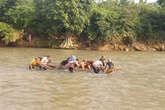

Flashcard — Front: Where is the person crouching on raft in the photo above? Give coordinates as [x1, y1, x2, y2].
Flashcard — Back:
[104, 59, 114, 73]
[86, 60, 94, 70]
[104, 59, 119, 73]
[79, 59, 93, 71]
[78, 59, 87, 71]
[67, 55, 79, 72]
[58, 57, 70, 69]
[40, 56, 55, 70]
[92, 59, 104, 74]
[29, 57, 41, 70]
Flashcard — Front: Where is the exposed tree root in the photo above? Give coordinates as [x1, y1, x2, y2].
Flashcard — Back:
[60, 34, 75, 48]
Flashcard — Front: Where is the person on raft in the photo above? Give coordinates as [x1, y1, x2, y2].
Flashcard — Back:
[40, 56, 55, 70]
[104, 59, 119, 73]
[104, 59, 114, 73]
[99, 56, 106, 66]
[67, 55, 79, 72]
[92, 58, 105, 74]
[29, 57, 41, 70]
[58, 57, 70, 69]
[68, 55, 77, 63]
[86, 60, 94, 70]
[29, 56, 55, 70]
[78, 59, 94, 71]
[78, 59, 87, 71]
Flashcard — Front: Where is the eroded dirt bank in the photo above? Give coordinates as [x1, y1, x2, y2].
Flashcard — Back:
[1, 37, 165, 52]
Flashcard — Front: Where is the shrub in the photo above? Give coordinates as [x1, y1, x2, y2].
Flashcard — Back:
[0, 22, 23, 44]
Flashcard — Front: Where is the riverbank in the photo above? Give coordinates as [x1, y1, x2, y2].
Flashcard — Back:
[1, 38, 165, 52]
[90, 41, 165, 52]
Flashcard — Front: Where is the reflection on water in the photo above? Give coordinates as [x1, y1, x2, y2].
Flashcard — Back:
[0, 48, 165, 110]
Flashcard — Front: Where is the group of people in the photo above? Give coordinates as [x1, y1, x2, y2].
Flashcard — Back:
[29, 56, 55, 70]
[29, 55, 119, 74]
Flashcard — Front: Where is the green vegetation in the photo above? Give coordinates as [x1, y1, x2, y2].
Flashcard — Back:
[0, 22, 23, 44]
[0, 0, 164, 47]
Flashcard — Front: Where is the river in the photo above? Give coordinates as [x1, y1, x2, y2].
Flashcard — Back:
[0, 48, 164, 110]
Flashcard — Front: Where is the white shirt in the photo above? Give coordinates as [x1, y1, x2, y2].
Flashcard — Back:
[93, 60, 103, 67]
[41, 57, 49, 65]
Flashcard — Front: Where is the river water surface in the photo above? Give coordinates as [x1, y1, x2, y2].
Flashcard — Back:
[0, 48, 165, 110]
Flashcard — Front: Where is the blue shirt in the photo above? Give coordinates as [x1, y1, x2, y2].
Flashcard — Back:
[69, 56, 77, 63]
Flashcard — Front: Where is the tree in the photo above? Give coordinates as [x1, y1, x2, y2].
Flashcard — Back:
[157, 0, 165, 6]
[5, 0, 35, 29]
[87, 0, 138, 45]
[136, 4, 165, 40]
[87, 7, 119, 42]
[0, 22, 23, 44]
[33, 0, 95, 48]
[0, 0, 17, 21]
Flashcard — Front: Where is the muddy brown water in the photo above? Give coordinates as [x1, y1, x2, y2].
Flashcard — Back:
[0, 48, 165, 110]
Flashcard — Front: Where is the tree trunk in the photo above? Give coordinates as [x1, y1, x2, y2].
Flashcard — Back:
[60, 33, 74, 48]
[28, 34, 32, 43]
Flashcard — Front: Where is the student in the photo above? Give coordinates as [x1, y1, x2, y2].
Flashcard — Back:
[40, 56, 55, 70]
[68, 63, 75, 72]
[99, 56, 106, 66]
[80, 59, 94, 71]
[66, 55, 77, 72]
[106, 59, 114, 69]
[85, 60, 94, 70]
[59, 57, 69, 69]
[29, 57, 41, 70]
[104, 59, 119, 73]
[40, 56, 51, 65]
[78, 59, 86, 71]
[92, 60, 104, 73]
[68, 55, 77, 63]
[68, 58, 80, 72]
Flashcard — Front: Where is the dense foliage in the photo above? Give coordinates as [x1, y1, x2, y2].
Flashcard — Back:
[0, 0, 164, 45]
[0, 22, 23, 44]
